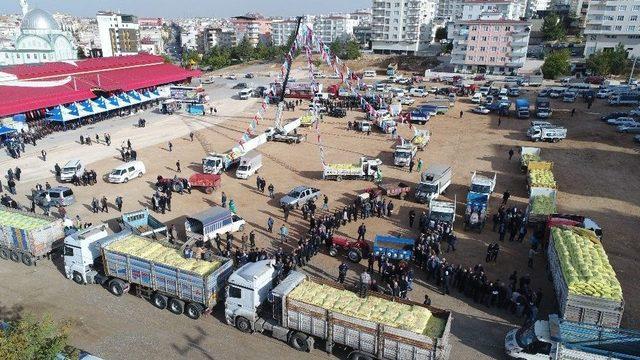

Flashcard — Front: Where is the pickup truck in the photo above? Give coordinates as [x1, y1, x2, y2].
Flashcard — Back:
[0, 206, 70, 266]
[225, 260, 453, 359]
[279, 186, 320, 209]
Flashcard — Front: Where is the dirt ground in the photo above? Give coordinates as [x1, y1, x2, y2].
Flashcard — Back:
[1, 67, 639, 360]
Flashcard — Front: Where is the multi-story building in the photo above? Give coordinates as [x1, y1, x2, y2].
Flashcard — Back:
[371, 0, 437, 55]
[313, 14, 359, 43]
[438, 0, 468, 20]
[271, 16, 314, 46]
[96, 11, 140, 57]
[584, 0, 640, 57]
[449, 0, 531, 74]
[201, 27, 237, 52]
[231, 14, 271, 47]
[139, 17, 165, 55]
[351, 9, 374, 24]
[354, 24, 374, 48]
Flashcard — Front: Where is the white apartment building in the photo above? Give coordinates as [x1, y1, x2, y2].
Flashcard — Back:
[584, 0, 640, 57]
[202, 27, 237, 52]
[439, 0, 526, 21]
[313, 14, 358, 43]
[96, 11, 140, 57]
[371, 0, 437, 55]
[271, 16, 314, 46]
[438, 0, 470, 20]
[450, 0, 531, 74]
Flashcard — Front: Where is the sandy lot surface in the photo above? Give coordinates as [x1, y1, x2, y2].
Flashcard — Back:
[1, 63, 639, 360]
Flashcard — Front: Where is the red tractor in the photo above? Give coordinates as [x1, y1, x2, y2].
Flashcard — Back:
[328, 235, 371, 263]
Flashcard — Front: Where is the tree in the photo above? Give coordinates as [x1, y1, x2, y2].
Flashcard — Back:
[161, 54, 173, 64]
[586, 51, 610, 76]
[542, 13, 566, 42]
[231, 37, 254, 62]
[0, 314, 75, 360]
[586, 43, 629, 76]
[435, 27, 447, 42]
[541, 50, 571, 79]
[181, 50, 200, 67]
[76, 46, 87, 59]
[343, 39, 362, 60]
[441, 42, 453, 54]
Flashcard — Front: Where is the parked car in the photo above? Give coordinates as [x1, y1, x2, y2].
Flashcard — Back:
[601, 112, 628, 121]
[328, 108, 347, 118]
[233, 82, 248, 89]
[226, 74, 237, 80]
[472, 106, 490, 114]
[32, 186, 76, 207]
[244, 73, 255, 79]
[390, 88, 405, 97]
[538, 88, 551, 97]
[607, 117, 638, 126]
[629, 107, 640, 116]
[549, 89, 563, 98]
[400, 97, 415, 105]
[279, 186, 321, 208]
[59, 160, 84, 182]
[635, 135, 640, 143]
[471, 93, 483, 103]
[108, 161, 146, 183]
[617, 125, 640, 133]
[596, 88, 613, 99]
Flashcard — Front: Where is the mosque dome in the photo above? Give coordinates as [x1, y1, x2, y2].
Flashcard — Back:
[20, 8, 60, 31]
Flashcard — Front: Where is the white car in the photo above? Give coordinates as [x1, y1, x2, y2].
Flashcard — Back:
[472, 106, 490, 114]
[629, 107, 640, 116]
[617, 124, 640, 133]
[226, 74, 237, 80]
[409, 88, 426, 97]
[596, 89, 613, 98]
[400, 97, 415, 105]
[607, 117, 637, 125]
[390, 88, 405, 97]
[471, 93, 483, 103]
[108, 161, 146, 183]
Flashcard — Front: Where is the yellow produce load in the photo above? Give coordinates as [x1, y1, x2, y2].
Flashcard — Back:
[288, 280, 447, 338]
[0, 209, 52, 230]
[106, 234, 221, 276]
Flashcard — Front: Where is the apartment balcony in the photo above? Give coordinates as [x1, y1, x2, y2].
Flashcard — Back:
[506, 61, 524, 67]
[451, 47, 467, 55]
[511, 39, 528, 48]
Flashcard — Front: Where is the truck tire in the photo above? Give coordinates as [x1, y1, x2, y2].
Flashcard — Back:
[152, 293, 168, 310]
[124, 177, 129, 183]
[168, 298, 184, 315]
[349, 352, 374, 360]
[336, 176, 343, 182]
[238, 224, 245, 232]
[108, 279, 125, 296]
[348, 249, 362, 263]
[235, 316, 252, 333]
[72, 272, 85, 285]
[21, 254, 33, 266]
[205, 187, 213, 194]
[185, 303, 203, 320]
[328, 246, 338, 257]
[0, 247, 8, 260]
[9, 250, 20, 262]
[289, 332, 310, 352]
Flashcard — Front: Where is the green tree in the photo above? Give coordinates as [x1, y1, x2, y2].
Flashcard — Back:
[441, 42, 453, 54]
[542, 13, 566, 42]
[586, 51, 610, 76]
[231, 37, 254, 62]
[0, 314, 75, 360]
[161, 54, 173, 64]
[343, 39, 362, 60]
[181, 50, 200, 66]
[608, 43, 629, 75]
[541, 49, 571, 79]
[435, 27, 447, 42]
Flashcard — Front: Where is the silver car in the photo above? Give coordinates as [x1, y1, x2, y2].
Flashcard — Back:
[33, 186, 76, 207]
[618, 125, 640, 133]
[279, 186, 320, 209]
[607, 117, 637, 126]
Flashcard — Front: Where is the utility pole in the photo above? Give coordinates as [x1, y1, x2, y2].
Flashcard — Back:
[273, 16, 303, 132]
[629, 56, 637, 84]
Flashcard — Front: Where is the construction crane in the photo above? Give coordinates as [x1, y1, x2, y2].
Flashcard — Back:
[265, 16, 307, 144]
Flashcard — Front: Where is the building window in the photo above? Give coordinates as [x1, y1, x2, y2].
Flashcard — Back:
[492, 36, 498, 41]
[501, 57, 506, 62]
[494, 26, 500, 31]
[491, 46, 497, 51]
[505, 26, 510, 31]
[615, 26, 622, 31]
[483, 26, 489, 31]
[467, 55, 474, 60]
[471, 36, 476, 40]
[619, 5, 627, 11]
[26, 54, 30, 59]
[629, 26, 636, 31]
[634, 5, 640, 11]
[479, 56, 485, 61]
[469, 46, 475, 50]
[617, 16, 625, 21]
[481, 36, 487, 41]
[480, 46, 486, 51]
[471, 26, 477, 30]
[490, 57, 496, 62]
[631, 15, 638, 21]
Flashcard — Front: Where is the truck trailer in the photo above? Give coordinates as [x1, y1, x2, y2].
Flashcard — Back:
[414, 164, 453, 203]
[0, 206, 70, 266]
[535, 98, 551, 119]
[224, 260, 452, 360]
[119, 208, 167, 239]
[63, 229, 234, 319]
[323, 157, 382, 181]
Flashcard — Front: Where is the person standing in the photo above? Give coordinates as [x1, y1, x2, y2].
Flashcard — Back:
[322, 195, 329, 211]
[498, 222, 506, 242]
[268, 183, 274, 198]
[221, 191, 227, 208]
[502, 190, 510, 204]
[359, 270, 372, 298]
[176, 160, 181, 173]
[571, 108, 576, 117]
[357, 223, 366, 241]
[14, 167, 21, 181]
[168, 141, 173, 152]
[416, 158, 423, 173]
[528, 247, 537, 268]
[279, 224, 289, 243]
[229, 199, 236, 214]
[408, 209, 416, 227]
[115, 196, 123, 212]
[41, 149, 47, 161]
[190, 132, 194, 141]
[267, 216, 274, 232]
[508, 148, 514, 160]
[409, 158, 415, 173]
[7, 179, 16, 195]
[459, 110, 463, 118]
[249, 230, 256, 248]
[337, 262, 348, 283]
[101, 196, 108, 213]
[423, 294, 431, 306]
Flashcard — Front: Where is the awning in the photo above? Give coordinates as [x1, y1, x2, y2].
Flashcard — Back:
[0, 126, 17, 136]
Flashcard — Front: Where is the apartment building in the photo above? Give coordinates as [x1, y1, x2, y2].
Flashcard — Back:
[231, 14, 271, 47]
[450, 0, 531, 74]
[371, 0, 437, 55]
[313, 14, 358, 43]
[271, 16, 314, 46]
[96, 11, 140, 57]
[201, 27, 237, 52]
[584, 0, 640, 57]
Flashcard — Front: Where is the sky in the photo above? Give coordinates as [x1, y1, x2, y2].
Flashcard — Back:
[0, 0, 371, 18]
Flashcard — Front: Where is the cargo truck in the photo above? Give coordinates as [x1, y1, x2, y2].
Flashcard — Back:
[63, 229, 234, 319]
[411, 129, 430, 150]
[323, 157, 382, 181]
[414, 164, 452, 203]
[0, 206, 70, 266]
[463, 171, 496, 232]
[520, 147, 541, 171]
[393, 142, 417, 167]
[525, 187, 557, 224]
[505, 314, 640, 360]
[527, 125, 567, 142]
[203, 133, 267, 174]
[535, 98, 551, 119]
[547, 226, 624, 327]
[119, 208, 167, 239]
[516, 98, 530, 118]
[428, 196, 457, 226]
[224, 260, 452, 360]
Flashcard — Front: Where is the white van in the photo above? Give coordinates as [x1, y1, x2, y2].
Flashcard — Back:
[59, 160, 84, 182]
[363, 70, 376, 78]
[108, 161, 146, 183]
[238, 88, 252, 100]
[409, 88, 426, 97]
[235, 151, 263, 179]
[471, 93, 483, 103]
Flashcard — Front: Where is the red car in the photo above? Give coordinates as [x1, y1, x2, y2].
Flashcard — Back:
[328, 235, 370, 263]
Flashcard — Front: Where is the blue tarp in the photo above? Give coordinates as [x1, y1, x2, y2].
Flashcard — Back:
[373, 235, 415, 260]
[0, 126, 17, 136]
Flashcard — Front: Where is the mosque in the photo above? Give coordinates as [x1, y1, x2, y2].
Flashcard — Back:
[0, 0, 77, 66]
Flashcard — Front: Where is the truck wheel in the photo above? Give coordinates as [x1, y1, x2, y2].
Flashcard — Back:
[124, 177, 129, 183]
[9, 250, 20, 262]
[235, 316, 252, 333]
[185, 303, 203, 320]
[349, 352, 374, 360]
[238, 224, 245, 232]
[152, 293, 168, 310]
[72, 272, 85, 285]
[336, 176, 343, 182]
[0, 247, 8, 260]
[168, 298, 184, 315]
[328, 246, 338, 257]
[108, 279, 125, 296]
[289, 332, 310, 352]
[205, 187, 213, 194]
[21, 253, 33, 266]
[348, 249, 362, 263]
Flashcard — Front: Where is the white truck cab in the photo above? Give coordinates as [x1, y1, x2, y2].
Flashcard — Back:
[225, 260, 278, 331]
[429, 197, 457, 224]
[505, 319, 553, 360]
[63, 225, 109, 285]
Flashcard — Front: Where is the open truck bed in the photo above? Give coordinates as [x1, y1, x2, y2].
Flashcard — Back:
[273, 272, 452, 360]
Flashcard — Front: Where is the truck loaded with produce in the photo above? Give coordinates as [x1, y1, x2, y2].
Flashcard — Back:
[225, 260, 452, 359]
[527, 161, 556, 190]
[519, 147, 541, 172]
[323, 157, 382, 181]
[63, 228, 233, 319]
[547, 226, 624, 327]
[0, 206, 72, 266]
[526, 188, 557, 224]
